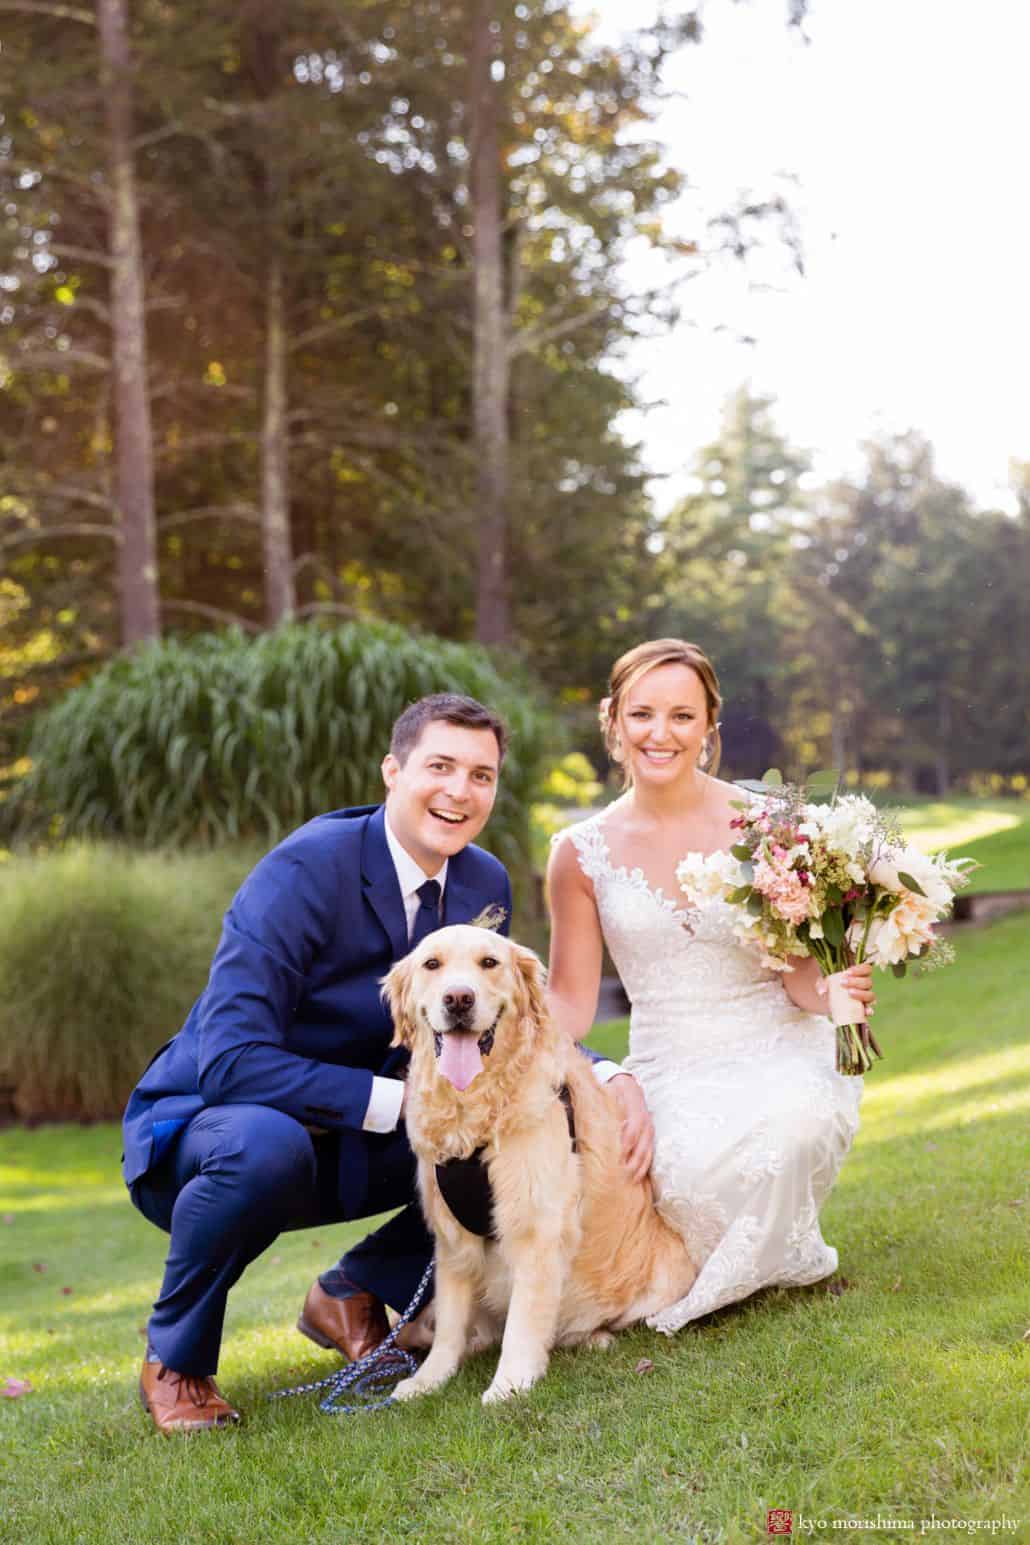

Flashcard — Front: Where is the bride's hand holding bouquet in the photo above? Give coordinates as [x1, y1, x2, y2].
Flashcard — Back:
[676, 777, 974, 1075]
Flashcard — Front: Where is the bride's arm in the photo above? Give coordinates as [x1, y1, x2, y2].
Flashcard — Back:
[782, 954, 876, 1016]
[546, 836, 654, 1182]
[544, 836, 604, 1041]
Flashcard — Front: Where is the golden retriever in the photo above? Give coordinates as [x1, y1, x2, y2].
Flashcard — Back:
[382, 924, 696, 1405]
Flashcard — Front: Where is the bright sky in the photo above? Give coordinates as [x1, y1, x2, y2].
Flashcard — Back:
[580, 0, 1030, 514]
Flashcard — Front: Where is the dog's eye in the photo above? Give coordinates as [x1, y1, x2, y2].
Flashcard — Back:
[480, 956, 499, 969]
[423, 957, 441, 971]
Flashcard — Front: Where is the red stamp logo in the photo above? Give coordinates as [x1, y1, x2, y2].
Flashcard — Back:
[767, 1511, 793, 1536]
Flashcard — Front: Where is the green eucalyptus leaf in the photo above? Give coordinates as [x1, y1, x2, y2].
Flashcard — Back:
[898, 871, 927, 897]
[731, 843, 752, 861]
[761, 768, 784, 787]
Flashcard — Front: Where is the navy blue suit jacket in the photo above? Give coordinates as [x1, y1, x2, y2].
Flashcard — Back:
[122, 805, 512, 1205]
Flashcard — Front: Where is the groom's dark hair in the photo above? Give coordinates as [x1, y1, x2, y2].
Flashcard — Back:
[389, 693, 508, 766]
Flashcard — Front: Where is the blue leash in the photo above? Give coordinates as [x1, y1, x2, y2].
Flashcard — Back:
[268, 1260, 434, 1416]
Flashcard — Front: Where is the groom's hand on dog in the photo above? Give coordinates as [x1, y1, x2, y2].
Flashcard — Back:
[610, 1074, 654, 1183]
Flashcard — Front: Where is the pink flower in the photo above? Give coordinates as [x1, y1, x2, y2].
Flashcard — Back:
[752, 857, 813, 926]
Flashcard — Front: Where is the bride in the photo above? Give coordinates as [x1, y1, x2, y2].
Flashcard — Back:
[546, 638, 874, 1333]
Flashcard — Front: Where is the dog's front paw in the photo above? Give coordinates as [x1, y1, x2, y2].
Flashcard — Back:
[392, 1374, 436, 1402]
[481, 1361, 545, 1405]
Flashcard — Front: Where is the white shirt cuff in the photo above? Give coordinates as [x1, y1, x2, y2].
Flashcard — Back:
[363, 1076, 406, 1133]
[591, 1059, 627, 1086]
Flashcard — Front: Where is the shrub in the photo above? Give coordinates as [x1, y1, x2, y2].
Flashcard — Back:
[2, 621, 553, 895]
[0, 845, 260, 1121]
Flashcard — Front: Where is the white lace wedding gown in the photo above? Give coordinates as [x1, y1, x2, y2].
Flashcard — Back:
[563, 812, 863, 1334]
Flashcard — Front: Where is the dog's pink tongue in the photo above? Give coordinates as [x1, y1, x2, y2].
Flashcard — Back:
[437, 1031, 483, 1091]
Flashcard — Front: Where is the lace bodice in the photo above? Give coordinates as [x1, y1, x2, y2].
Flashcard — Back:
[561, 811, 821, 1066]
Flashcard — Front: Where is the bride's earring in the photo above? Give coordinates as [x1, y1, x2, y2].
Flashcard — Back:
[610, 736, 625, 765]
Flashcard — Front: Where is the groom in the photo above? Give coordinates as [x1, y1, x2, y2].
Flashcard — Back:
[123, 692, 649, 1433]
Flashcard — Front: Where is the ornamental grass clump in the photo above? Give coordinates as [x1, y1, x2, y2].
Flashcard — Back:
[0, 844, 259, 1120]
[2, 621, 551, 892]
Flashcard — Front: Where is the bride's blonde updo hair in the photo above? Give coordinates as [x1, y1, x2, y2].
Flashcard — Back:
[600, 638, 723, 784]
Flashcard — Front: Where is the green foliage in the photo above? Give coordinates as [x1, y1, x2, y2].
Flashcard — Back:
[529, 751, 604, 870]
[0, 844, 259, 1121]
[0, 913, 1026, 1538]
[4, 622, 550, 879]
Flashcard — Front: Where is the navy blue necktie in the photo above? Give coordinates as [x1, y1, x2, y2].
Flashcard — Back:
[410, 879, 442, 946]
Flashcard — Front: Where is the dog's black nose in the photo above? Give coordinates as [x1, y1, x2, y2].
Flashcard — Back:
[443, 986, 476, 1016]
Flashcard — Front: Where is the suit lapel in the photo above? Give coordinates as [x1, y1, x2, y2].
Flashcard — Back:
[441, 874, 486, 927]
[444, 847, 499, 928]
[361, 806, 410, 961]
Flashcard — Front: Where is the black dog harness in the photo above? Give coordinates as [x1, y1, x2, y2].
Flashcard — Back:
[434, 1086, 577, 1240]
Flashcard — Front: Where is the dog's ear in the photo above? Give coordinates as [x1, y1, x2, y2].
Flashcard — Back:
[381, 955, 417, 1048]
[511, 941, 549, 1033]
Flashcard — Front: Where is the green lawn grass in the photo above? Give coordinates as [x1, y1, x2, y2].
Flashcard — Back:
[894, 797, 1030, 894]
[2, 912, 1027, 1544]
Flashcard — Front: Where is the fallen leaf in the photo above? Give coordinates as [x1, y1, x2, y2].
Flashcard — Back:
[271, 1256, 282, 1265]
[2, 1378, 33, 1398]
[1008, 1199, 1025, 1208]
[137, 1325, 148, 1337]
[46, 1329, 55, 1336]
[1022, 1328, 1030, 1342]
[892, 1277, 903, 1292]
[2, 1214, 14, 1225]
[60, 1287, 73, 1296]
[32, 1263, 47, 1274]
[311, 1240, 321, 1248]
[634, 1357, 655, 1375]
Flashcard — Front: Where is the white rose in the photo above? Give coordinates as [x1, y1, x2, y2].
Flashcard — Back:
[677, 849, 742, 904]
[814, 795, 877, 859]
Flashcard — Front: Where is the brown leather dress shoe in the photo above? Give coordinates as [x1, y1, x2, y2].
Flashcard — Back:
[297, 1279, 389, 1362]
[139, 1359, 241, 1435]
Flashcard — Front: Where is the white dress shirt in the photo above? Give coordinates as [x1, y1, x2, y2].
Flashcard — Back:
[362, 813, 622, 1134]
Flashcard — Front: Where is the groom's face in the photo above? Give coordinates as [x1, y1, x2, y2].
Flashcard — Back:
[382, 721, 501, 876]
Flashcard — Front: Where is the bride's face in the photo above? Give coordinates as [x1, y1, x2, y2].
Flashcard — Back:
[619, 663, 711, 784]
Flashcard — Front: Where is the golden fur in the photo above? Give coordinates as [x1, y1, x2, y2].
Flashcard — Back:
[382, 925, 696, 1405]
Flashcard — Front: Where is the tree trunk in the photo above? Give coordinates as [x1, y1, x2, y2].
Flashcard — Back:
[470, 0, 510, 647]
[261, 242, 294, 624]
[97, 0, 159, 645]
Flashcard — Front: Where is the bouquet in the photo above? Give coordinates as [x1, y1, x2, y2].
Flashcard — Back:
[676, 775, 974, 1075]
